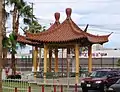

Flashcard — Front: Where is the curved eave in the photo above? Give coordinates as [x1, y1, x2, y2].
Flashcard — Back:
[17, 34, 42, 46]
[27, 36, 87, 44]
[85, 32, 110, 44]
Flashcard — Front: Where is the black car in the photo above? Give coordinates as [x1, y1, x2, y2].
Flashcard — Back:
[81, 69, 120, 92]
[107, 79, 120, 92]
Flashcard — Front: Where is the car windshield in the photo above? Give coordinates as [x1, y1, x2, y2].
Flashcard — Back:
[90, 71, 108, 78]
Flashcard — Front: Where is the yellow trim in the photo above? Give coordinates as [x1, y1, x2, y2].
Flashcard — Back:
[55, 48, 58, 72]
[75, 44, 79, 84]
[44, 44, 48, 83]
[88, 45, 92, 73]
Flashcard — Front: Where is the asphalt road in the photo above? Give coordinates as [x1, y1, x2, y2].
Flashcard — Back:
[68, 88, 100, 92]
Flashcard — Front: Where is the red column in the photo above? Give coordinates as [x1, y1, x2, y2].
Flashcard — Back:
[75, 83, 77, 92]
[61, 85, 63, 92]
[42, 85, 44, 92]
[28, 86, 31, 92]
[54, 85, 56, 92]
[14, 87, 17, 92]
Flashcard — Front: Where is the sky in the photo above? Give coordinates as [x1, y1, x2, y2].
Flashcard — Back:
[7, 0, 120, 49]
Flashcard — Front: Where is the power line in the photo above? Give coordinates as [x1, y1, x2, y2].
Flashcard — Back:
[88, 29, 120, 34]
[78, 25, 120, 34]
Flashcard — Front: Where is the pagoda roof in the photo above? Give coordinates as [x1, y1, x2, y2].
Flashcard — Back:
[25, 8, 110, 45]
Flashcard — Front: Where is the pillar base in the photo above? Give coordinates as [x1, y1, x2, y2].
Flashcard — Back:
[34, 72, 37, 80]
[75, 73, 79, 84]
[44, 73, 46, 83]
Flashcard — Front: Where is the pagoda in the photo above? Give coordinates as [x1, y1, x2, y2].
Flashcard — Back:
[17, 8, 111, 83]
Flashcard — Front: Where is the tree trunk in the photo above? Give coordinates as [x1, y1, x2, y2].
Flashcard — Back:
[2, 0, 6, 37]
[0, 0, 3, 91]
[2, 48, 7, 68]
[11, 53, 16, 75]
[2, 0, 7, 70]
[11, 5, 17, 75]
[12, 6, 17, 33]
[15, 14, 19, 33]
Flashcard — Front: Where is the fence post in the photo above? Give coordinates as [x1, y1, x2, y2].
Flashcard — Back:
[15, 87, 17, 92]
[54, 85, 56, 92]
[42, 85, 44, 92]
[61, 85, 63, 92]
[28, 86, 31, 92]
[75, 83, 77, 92]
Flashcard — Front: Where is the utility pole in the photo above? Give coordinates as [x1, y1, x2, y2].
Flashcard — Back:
[30, 2, 37, 80]
[31, 2, 33, 22]
[29, 2, 34, 62]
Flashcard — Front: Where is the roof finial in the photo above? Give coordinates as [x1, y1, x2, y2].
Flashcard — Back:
[84, 24, 89, 32]
[66, 8, 72, 18]
[108, 32, 113, 36]
[54, 12, 60, 22]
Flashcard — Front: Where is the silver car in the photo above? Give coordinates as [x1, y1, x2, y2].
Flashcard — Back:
[107, 79, 120, 92]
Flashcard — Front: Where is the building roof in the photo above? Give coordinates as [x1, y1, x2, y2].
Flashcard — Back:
[26, 8, 110, 45]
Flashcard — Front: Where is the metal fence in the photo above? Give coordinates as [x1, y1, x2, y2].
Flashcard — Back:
[2, 79, 30, 92]
[2, 78, 71, 92]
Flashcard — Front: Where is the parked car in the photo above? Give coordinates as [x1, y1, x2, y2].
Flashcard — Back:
[81, 69, 120, 92]
[107, 79, 120, 92]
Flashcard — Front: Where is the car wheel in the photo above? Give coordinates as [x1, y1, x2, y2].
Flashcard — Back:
[100, 85, 108, 92]
[82, 88, 88, 92]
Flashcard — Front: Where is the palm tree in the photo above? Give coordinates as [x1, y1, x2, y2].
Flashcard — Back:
[2, 36, 10, 68]
[6, 0, 36, 33]
[5, 0, 36, 75]
[0, 0, 3, 91]
[2, 0, 9, 68]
